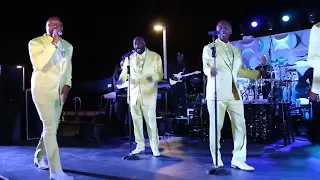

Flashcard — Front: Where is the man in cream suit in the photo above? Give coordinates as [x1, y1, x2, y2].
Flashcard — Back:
[203, 20, 263, 171]
[117, 37, 163, 156]
[28, 17, 73, 180]
[307, 22, 320, 142]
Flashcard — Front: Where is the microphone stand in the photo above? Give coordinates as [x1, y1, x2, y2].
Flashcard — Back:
[206, 36, 228, 175]
[122, 55, 139, 160]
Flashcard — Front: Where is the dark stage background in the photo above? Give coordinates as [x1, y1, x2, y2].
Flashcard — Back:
[1, 1, 319, 88]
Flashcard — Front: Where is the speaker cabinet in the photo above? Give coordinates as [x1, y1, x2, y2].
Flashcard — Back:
[0, 65, 25, 144]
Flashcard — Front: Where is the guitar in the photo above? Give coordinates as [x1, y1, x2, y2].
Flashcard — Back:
[308, 89, 319, 102]
[169, 71, 201, 85]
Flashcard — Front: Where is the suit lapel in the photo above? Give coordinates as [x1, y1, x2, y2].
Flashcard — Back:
[217, 42, 233, 70]
[60, 39, 67, 72]
[231, 46, 239, 71]
[141, 49, 149, 74]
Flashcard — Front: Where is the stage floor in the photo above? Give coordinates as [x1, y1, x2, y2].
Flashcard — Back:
[0, 136, 319, 180]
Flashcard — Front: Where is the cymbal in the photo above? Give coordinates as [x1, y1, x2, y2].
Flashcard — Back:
[279, 64, 295, 67]
[270, 58, 288, 62]
[294, 60, 309, 67]
[237, 78, 249, 81]
[274, 79, 293, 82]
[286, 68, 297, 71]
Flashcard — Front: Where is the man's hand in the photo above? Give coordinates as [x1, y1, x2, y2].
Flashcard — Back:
[117, 78, 124, 85]
[210, 67, 217, 76]
[61, 85, 70, 103]
[52, 29, 60, 45]
[146, 76, 153, 82]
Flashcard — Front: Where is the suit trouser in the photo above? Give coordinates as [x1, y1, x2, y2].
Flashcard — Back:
[33, 94, 63, 174]
[207, 100, 247, 163]
[130, 93, 159, 153]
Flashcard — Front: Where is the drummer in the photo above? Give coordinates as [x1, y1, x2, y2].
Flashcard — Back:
[255, 55, 274, 79]
[255, 55, 273, 98]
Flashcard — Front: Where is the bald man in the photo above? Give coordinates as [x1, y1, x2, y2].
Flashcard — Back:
[117, 37, 163, 156]
[28, 17, 74, 180]
[203, 20, 264, 171]
[255, 55, 273, 98]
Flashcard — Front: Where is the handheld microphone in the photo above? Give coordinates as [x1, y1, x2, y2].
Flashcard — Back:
[208, 31, 221, 36]
[121, 50, 135, 59]
[58, 30, 63, 36]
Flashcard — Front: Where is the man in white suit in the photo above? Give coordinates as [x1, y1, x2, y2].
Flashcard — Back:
[202, 20, 264, 171]
[28, 17, 73, 180]
[117, 37, 163, 156]
[307, 22, 320, 142]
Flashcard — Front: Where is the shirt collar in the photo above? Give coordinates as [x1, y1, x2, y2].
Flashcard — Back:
[136, 48, 147, 57]
[216, 38, 231, 46]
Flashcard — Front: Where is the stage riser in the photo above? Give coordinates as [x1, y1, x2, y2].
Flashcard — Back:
[200, 103, 291, 144]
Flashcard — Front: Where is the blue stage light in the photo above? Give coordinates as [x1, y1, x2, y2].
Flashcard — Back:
[282, 15, 290, 22]
[251, 21, 258, 27]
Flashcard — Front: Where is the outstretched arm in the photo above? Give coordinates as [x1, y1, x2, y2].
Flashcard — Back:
[238, 65, 261, 80]
[238, 51, 261, 79]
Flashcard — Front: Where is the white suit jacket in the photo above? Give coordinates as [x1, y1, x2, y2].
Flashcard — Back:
[28, 34, 73, 101]
[202, 39, 259, 101]
[307, 22, 320, 94]
[118, 48, 163, 106]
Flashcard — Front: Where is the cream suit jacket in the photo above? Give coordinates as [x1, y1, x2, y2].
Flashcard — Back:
[118, 49, 163, 106]
[307, 22, 320, 94]
[28, 34, 73, 101]
[203, 40, 259, 101]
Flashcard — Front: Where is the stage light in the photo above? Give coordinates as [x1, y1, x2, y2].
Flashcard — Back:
[268, 22, 273, 30]
[153, 25, 164, 31]
[251, 21, 258, 27]
[239, 24, 244, 35]
[308, 14, 315, 23]
[282, 15, 290, 22]
[16, 65, 23, 68]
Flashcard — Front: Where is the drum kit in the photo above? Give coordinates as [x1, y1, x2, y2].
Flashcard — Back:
[239, 60, 301, 104]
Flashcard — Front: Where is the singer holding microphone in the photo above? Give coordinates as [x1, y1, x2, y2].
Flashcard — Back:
[28, 17, 74, 180]
[203, 20, 265, 171]
[117, 37, 163, 156]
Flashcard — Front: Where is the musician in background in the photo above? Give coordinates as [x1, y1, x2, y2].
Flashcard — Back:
[255, 55, 273, 98]
[112, 59, 128, 136]
[307, 22, 320, 143]
[168, 53, 188, 116]
[255, 55, 273, 79]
